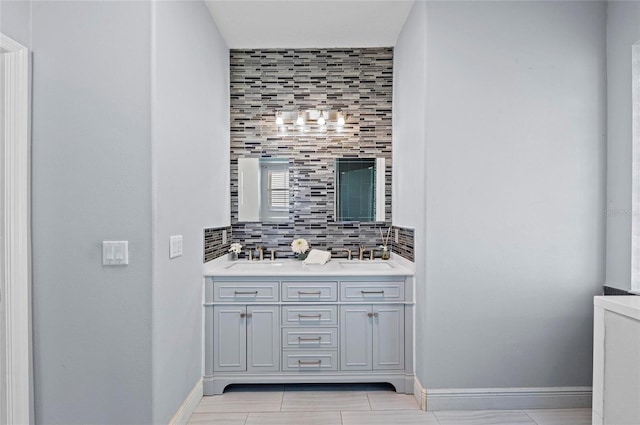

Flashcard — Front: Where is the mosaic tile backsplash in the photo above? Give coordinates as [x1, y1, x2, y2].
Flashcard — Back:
[203, 226, 232, 263]
[202, 49, 415, 263]
[229, 48, 393, 258]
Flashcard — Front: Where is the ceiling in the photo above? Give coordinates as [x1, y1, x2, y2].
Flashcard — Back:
[205, 0, 415, 49]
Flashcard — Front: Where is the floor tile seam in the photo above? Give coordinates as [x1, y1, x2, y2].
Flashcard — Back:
[522, 409, 539, 425]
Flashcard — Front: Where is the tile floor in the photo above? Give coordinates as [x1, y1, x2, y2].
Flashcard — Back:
[187, 384, 592, 425]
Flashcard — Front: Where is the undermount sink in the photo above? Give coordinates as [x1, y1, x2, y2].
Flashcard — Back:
[225, 261, 286, 270]
[339, 261, 394, 271]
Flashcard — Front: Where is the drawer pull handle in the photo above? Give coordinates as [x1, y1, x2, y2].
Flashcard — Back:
[298, 336, 322, 342]
[361, 290, 385, 295]
[298, 314, 322, 319]
[234, 290, 259, 295]
[298, 360, 322, 366]
[298, 291, 322, 295]
[240, 313, 253, 318]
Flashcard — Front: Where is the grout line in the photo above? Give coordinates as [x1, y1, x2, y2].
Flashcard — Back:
[365, 391, 373, 411]
[522, 410, 538, 425]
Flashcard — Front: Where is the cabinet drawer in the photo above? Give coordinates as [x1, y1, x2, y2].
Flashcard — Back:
[340, 282, 405, 302]
[213, 281, 279, 302]
[282, 305, 338, 326]
[282, 327, 338, 349]
[282, 350, 338, 372]
[282, 282, 338, 302]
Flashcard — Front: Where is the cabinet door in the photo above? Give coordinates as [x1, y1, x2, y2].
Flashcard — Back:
[373, 305, 404, 370]
[247, 305, 280, 372]
[603, 311, 640, 424]
[340, 305, 372, 371]
[213, 306, 246, 372]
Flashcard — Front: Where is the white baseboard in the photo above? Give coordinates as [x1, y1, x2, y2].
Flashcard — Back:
[413, 378, 591, 411]
[414, 376, 427, 410]
[168, 379, 203, 425]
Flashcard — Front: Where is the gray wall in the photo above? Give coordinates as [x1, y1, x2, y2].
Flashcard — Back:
[1, 1, 231, 423]
[0, 0, 31, 48]
[392, 0, 427, 384]
[394, 0, 606, 389]
[30, 2, 154, 423]
[151, 2, 229, 423]
[605, 1, 640, 291]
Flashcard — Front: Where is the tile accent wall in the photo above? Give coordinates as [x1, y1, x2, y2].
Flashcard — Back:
[391, 226, 415, 262]
[230, 48, 393, 258]
[203, 226, 232, 263]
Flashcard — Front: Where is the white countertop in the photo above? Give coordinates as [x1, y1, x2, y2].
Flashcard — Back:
[594, 295, 640, 321]
[203, 254, 415, 277]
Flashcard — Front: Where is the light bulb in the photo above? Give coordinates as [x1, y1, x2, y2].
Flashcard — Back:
[317, 116, 326, 126]
[296, 115, 304, 126]
[275, 114, 284, 125]
[337, 113, 345, 126]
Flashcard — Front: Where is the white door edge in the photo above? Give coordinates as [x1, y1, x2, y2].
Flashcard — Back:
[1, 32, 32, 425]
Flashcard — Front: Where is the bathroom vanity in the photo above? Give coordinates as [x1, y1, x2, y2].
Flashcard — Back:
[202, 258, 415, 395]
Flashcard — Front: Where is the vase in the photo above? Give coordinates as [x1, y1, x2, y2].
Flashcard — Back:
[297, 251, 308, 261]
[229, 252, 238, 261]
[381, 246, 390, 260]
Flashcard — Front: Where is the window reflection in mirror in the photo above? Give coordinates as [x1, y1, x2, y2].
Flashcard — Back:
[335, 158, 385, 222]
[237, 157, 289, 223]
[260, 159, 289, 222]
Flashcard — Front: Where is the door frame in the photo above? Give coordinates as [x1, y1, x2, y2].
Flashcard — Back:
[1, 33, 32, 425]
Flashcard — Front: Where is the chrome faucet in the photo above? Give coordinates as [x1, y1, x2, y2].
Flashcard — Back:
[256, 246, 264, 261]
[359, 246, 366, 261]
[247, 249, 253, 261]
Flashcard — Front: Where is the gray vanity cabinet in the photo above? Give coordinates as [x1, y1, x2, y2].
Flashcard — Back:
[204, 272, 414, 396]
[213, 305, 280, 373]
[340, 305, 404, 371]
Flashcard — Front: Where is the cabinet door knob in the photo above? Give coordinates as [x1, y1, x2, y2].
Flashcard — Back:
[240, 312, 252, 318]
[373, 312, 379, 318]
[367, 312, 373, 318]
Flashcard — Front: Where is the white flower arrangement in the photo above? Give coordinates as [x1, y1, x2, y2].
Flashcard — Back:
[291, 238, 309, 254]
[229, 243, 243, 254]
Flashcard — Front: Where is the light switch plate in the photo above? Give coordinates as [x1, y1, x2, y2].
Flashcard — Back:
[103, 241, 129, 266]
[222, 229, 227, 244]
[170, 235, 183, 258]
[395, 228, 399, 243]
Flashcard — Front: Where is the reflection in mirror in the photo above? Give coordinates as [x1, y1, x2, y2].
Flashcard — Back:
[237, 157, 289, 223]
[335, 158, 385, 222]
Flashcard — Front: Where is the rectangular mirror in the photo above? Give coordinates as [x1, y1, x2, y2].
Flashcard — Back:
[335, 157, 385, 222]
[237, 157, 290, 223]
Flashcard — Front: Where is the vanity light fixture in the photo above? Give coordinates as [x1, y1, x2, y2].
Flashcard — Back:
[274, 109, 346, 129]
